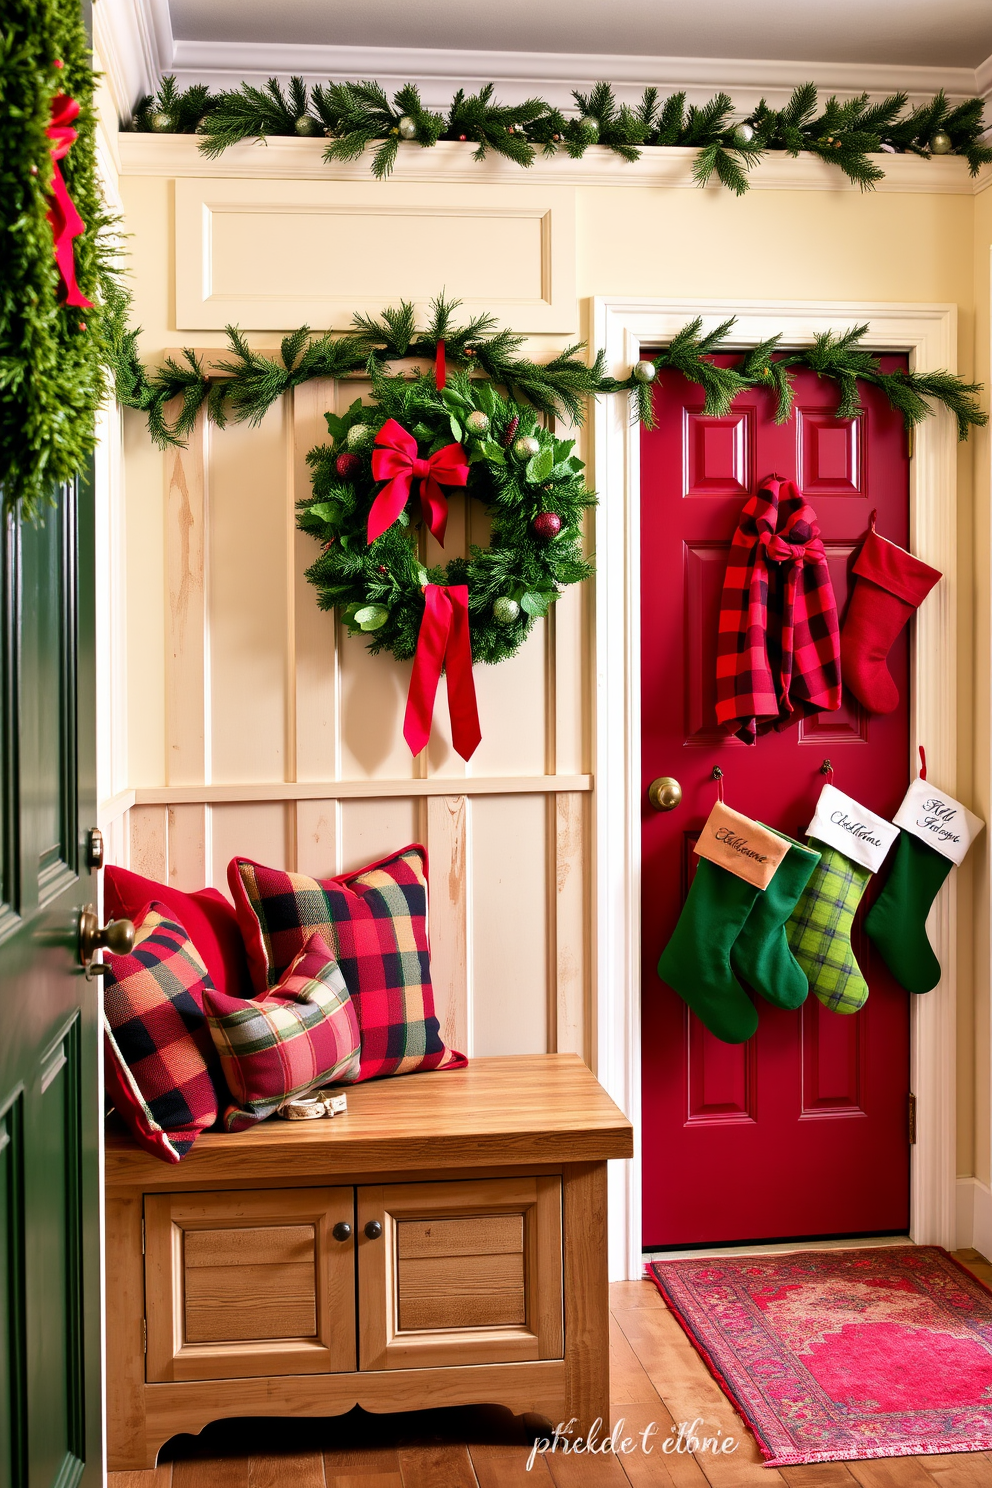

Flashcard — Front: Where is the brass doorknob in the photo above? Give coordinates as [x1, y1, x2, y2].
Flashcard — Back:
[78, 904, 135, 977]
[648, 777, 683, 812]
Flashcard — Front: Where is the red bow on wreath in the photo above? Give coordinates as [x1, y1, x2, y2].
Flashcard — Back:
[368, 419, 469, 548]
[46, 93, 93, 309]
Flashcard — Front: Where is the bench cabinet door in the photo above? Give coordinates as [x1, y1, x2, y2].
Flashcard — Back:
[144, 1187, 356, 1381]
[357, 1176, 563, 1371]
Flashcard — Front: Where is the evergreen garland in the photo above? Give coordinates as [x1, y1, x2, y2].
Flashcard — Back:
[105, 292, 986, 447]
[1, 0, 114, 519]
[297, 370, 594, 667]
[128, 75, 992, 193]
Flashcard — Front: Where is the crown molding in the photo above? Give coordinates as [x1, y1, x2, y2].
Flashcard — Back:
[977, 51, 992, 101]
[92, 0, 174, 118]
[116, 132, 989, 196]
[166, 39, 986, 114]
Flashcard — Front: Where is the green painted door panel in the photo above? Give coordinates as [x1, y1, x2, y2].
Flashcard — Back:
[0, 469, 99, 1488]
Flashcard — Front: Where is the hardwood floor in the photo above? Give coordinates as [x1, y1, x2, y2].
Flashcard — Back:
[109, 1251, 992, 1488]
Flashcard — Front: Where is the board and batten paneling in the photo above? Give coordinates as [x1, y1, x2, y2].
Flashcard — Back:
[118, 366, 592, 1061]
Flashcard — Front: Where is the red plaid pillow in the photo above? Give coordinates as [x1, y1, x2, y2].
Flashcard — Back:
[228, 844, 467, 1082]
[204, 933, 361, 1131]
[103, 904, 223, 1163]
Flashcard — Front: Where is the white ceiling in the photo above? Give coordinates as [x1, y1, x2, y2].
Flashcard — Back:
[169, 0, 992, 71]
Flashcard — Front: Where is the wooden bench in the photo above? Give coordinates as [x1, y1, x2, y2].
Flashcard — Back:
[105, 1052, 633, 1469]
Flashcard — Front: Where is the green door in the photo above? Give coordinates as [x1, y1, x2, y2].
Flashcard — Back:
[0, 467, 100, 1487]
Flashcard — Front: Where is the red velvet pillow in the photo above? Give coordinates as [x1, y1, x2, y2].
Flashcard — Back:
[105, 866, 250, 999]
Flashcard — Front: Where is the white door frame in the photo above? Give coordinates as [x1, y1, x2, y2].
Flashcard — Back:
[592, 296, 960, 1282]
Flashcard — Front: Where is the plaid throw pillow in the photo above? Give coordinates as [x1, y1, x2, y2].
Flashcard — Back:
[228, 845, 467, 1082]
[103, 904, 223, 1164]
[204, 932, 361, 1131]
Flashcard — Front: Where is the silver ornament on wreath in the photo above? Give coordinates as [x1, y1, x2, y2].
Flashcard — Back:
[493, 596, 520, 625]
[632, 360, 657, 384]
[346, 423, 372, 450]
[930, 131, 953, 155]
[513, 434, 541, 459]
[465, 410, 490, 437]
[398, 115, 418, 140]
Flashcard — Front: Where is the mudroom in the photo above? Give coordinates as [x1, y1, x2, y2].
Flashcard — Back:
[4, 0, 992, 1483]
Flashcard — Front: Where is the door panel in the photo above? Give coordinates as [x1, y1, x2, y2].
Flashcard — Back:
[641, 361, 911, 1249]
[0, 476, 99, 1486]
[144, 1188, 357, 1382]
[358, 1177, 563, 1371]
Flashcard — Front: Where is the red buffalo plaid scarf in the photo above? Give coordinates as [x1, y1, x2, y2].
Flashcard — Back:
[715, 476, 842, 744]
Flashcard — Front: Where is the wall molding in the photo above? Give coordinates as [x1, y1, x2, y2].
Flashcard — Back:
[92, 0, 174, 119]
[593, 297, 961, 1280]
[117, 133, 990, 197]
[166, 39, 990, 115]
[121, 776, 592, 806]
[957, 1176, 992, 1257]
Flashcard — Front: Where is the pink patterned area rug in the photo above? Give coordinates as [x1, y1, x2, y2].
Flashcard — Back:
[648, 1247, 992, 1467]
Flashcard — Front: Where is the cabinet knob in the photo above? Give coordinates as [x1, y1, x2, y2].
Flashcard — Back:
[332, 1221, 352, 1242]
[364, 1220, 383, 1240]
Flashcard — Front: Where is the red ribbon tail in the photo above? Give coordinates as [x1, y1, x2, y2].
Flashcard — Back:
[48, 162, 93, 308]
[444, 585, 481, 760]
[367, 473, 412, 545]
[403, 585, 480, 760]
[419, 476, 449, 547]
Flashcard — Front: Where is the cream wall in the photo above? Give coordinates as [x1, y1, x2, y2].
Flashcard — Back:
[111, 143, 987, 1194]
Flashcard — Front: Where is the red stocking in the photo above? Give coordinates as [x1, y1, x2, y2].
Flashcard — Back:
[840, 529, 940, 714]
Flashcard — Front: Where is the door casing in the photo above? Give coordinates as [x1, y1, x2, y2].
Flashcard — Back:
[592, 297, 960, 1280]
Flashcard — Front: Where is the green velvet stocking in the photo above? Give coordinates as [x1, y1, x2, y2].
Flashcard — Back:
[865, 831, 952, 994]
[731, 831, 821, 1010]
[657, 858, 760, 1045]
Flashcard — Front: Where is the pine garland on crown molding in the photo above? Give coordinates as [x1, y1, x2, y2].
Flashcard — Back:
[105, 292, 987, 445]
[125, 75, 992, 193]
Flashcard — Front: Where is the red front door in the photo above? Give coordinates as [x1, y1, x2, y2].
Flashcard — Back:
[640, 360, 911, 1250]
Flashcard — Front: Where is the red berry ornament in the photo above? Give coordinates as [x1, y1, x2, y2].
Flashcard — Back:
[533, 512, 562, 540]
[335, 451, 362, 480]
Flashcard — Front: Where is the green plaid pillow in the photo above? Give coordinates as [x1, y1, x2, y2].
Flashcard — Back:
[203, 932, 360, 1130]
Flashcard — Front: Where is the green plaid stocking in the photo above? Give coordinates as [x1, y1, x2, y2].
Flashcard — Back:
[786, 839, 871, 1014]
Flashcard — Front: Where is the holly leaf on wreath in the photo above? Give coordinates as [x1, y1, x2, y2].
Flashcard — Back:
[475, 383, 498, 418]
[525, 448, 555, 483]
[520, 589, 558, 617]
[307, 502, 338, 521]
[441, 387, 472, 412]
[480, 439, 506, 464]
[449, 413, 465, 442]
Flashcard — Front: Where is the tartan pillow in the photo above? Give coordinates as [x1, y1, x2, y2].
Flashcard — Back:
[228, 844, 467, 1082]
[203, 932, 361, 1131]
[103, 904, 223, 1164]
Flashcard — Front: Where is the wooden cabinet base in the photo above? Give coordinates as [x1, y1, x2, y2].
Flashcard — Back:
[105, 1055, 632, 1469]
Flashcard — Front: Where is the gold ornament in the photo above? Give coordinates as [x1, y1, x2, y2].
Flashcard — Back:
[930, 131, 953, 155]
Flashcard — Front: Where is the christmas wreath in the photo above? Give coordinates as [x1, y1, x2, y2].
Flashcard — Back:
[296, 358, 594, 757]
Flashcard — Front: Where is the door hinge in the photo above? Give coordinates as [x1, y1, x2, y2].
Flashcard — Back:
[908, 1093, 917, 1145]
[142, 1318, 147, 1355]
